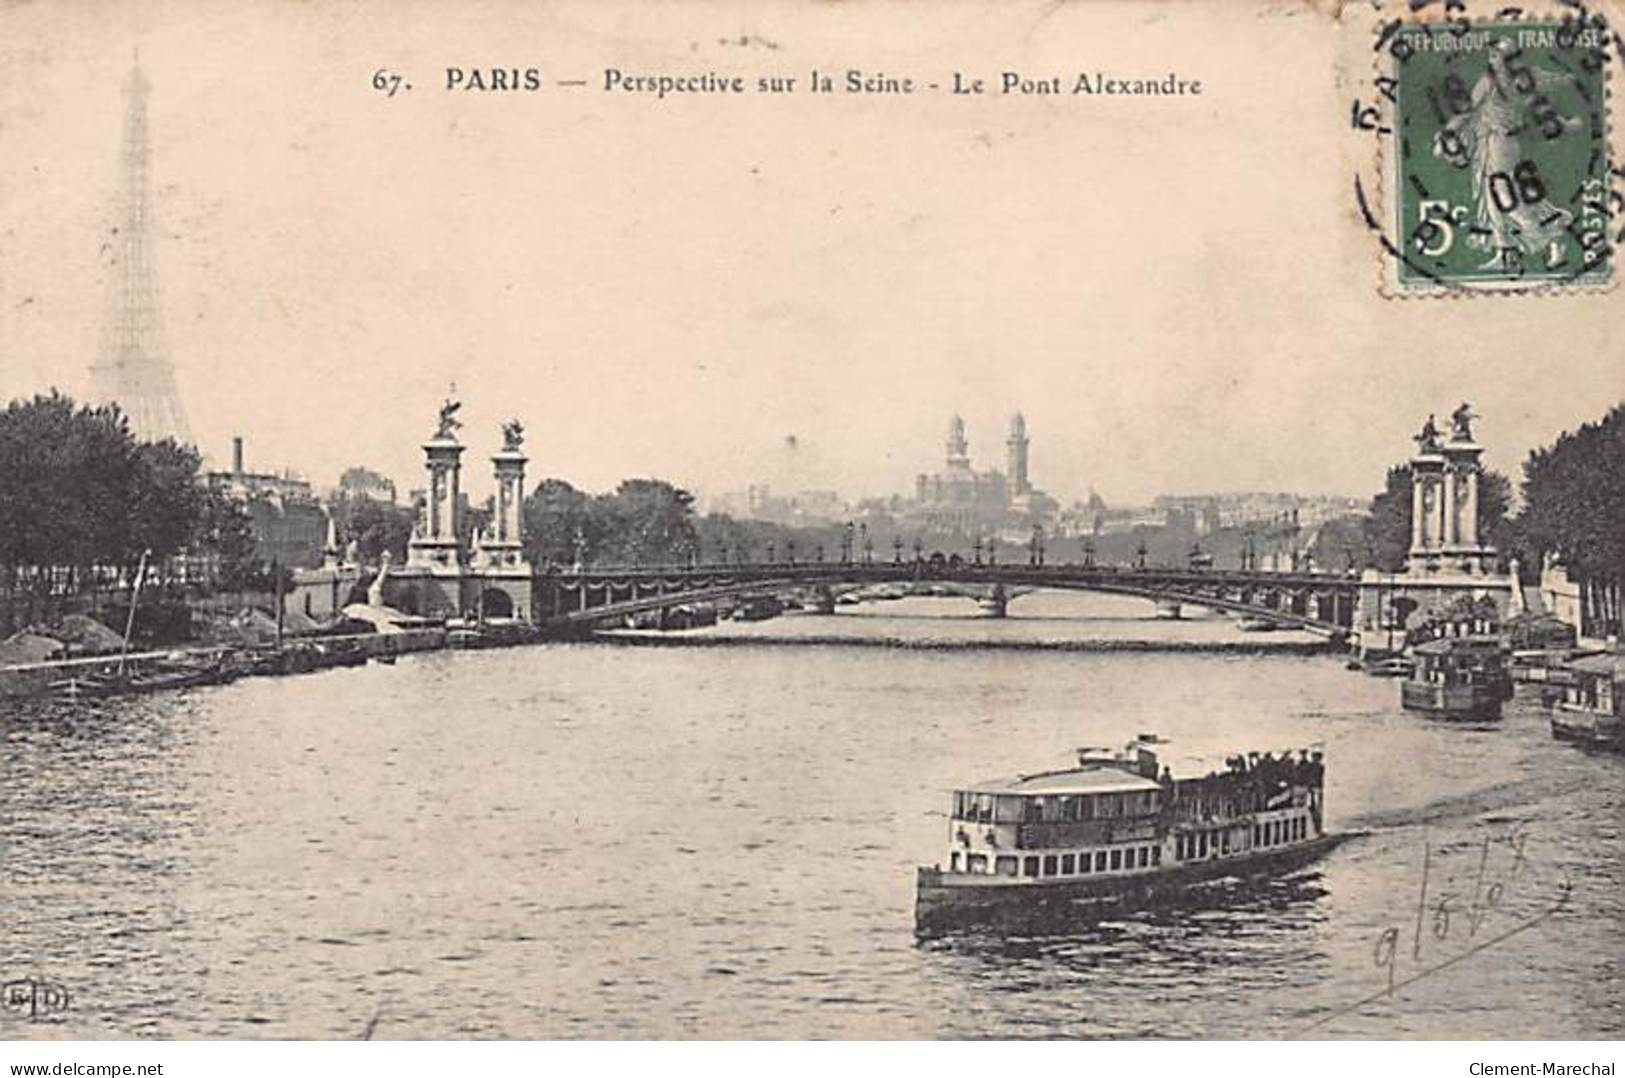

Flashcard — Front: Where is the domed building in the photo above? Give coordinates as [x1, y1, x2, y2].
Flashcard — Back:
[907, 414, 1058, 538]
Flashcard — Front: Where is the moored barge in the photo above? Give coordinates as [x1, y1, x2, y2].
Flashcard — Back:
[1551, 652, 1623, 750]
[915, 736, 1341, 935]
[1400, 635, 1509, 721]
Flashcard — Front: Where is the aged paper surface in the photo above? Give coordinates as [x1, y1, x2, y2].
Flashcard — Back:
[1, 0, 1621, 1045]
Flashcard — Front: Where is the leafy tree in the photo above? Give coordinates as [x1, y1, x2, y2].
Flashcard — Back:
[524, 478, 597, 568]
[334, 495, 416, 565]
[195, 489, 262, 592]
[0, 391, 208, 599]
[1512, 403, 1625, 634]
[1363, 465, 1414, 572]
[127, 438, 206, 576]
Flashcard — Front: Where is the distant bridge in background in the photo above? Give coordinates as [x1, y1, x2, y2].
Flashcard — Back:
[534, 562, 1360, 639]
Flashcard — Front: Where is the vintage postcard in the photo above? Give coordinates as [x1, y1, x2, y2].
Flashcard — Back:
[1, 0, 1621, 1063]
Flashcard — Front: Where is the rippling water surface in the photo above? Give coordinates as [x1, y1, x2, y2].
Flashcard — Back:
[3, 592, 1620, 1038]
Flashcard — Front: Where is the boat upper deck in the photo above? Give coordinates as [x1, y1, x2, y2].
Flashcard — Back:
[961, 766, 1162, 798]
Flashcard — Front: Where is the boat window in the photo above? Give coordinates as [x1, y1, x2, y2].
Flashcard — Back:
[1023, 856, 1040, 877]
[1253, 824, 1262, 846]
[1198, 833, 1209, 858]
[985, 797, 1005, 823]
[1042, 855, 1057, 876]
[1095, 851, 1108, 871]
[1077, 852, 1091, 874]
[951, 852, 961, 871]
[1151, 846, 1161, 866]
[1109, 849, 1122, 871]
[1061, 854, 1075, 875]
[1138, 847, 1150, 868]
[994, 855, 1017, 877]
[968, 853, 989, 874]
[1221, 831, 1231, 855]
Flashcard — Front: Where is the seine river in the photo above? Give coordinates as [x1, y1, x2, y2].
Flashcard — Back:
[3, 591, 1620, 1039]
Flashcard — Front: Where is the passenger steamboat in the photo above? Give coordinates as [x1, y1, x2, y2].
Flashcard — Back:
[916, 735, 1341, 935]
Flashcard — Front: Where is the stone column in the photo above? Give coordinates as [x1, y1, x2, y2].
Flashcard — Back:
[1411, 473, 1425, 550]
[1463, 468, 1480, 547]
[1449, 465, 1462, 549]
[1433, 475, 1447, 549]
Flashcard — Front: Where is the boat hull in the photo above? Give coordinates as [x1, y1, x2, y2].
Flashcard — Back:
[1401, 680, 1503, 721]
[915, 832, 1349, 937]
[1551, 706, 1623, 749]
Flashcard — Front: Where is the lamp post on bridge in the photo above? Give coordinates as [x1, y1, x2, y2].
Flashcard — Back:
[860, 522, 871, 564]
[893, 536, 902, 564]
[973, 538, 984, 566]
[841, 522, 854, 564]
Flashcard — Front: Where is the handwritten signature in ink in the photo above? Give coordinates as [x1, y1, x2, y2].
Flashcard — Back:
[1295, 827, 1572, 1036]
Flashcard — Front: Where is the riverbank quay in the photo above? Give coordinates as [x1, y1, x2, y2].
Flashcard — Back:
[0, 624, 479, 703]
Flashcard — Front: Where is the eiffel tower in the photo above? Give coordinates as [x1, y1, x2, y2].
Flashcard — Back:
[88, 63, 193, 446]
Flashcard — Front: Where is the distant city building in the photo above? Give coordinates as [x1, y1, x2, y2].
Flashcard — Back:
[203, 436, 326, 569]
[708, 484, 850, 526]
[336, 466, 397, 504]
[905, 414, 1058, 537]
[1152, 492, 1367, 535]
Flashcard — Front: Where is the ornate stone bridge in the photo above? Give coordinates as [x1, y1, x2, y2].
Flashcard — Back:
[534, 561, 1362, 639]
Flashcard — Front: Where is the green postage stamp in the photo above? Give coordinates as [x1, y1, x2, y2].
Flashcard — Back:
[1384, 15, 1614, 293]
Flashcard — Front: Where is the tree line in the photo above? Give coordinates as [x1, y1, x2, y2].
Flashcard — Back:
[521, 477, 853, 570]
[0, 393, 274, 625]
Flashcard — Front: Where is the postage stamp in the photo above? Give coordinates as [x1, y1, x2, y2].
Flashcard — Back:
[1381, 14, 1615, 294]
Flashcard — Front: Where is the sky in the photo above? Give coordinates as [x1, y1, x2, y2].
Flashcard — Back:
[1, 0, 1619, 509]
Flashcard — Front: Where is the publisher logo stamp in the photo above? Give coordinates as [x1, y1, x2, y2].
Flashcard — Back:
[2, 976, 72, 1022]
